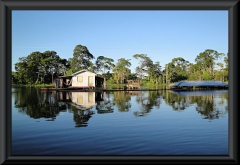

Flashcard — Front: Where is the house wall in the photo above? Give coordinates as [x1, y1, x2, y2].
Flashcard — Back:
[72, 71, 96, 87]
[71, 92, 96, 109]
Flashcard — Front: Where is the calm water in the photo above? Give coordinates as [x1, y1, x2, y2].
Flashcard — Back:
[12, 88, 228, 155]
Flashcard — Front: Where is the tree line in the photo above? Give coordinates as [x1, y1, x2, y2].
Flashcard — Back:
[12, 44, 228, 86]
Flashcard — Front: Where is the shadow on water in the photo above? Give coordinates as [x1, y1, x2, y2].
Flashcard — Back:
[12, 88, 228, 126]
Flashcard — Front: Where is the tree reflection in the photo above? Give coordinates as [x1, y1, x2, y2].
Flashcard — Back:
[12, 87, 229, 122]
[162, 90, 191, 111]
[134, 91, 162, 117]
[164, 90, 228, 120]
[223, 92, 228, 112]
[113, 91, 131, 112]
[12, 89, 96, 126]
[68, 105, 95, 127]
[13, 88, 66, 120]
[193, 95, 227, 120]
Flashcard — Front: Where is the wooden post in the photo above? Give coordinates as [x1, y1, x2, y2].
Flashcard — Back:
[104, 77, 106, 89]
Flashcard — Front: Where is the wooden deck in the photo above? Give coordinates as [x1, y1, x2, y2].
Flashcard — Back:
[126, 80, 140, 89]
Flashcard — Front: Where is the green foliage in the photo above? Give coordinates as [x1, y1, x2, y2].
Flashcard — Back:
[194, 49, 224, 80]
[65, 69, 73, 76]
[13, 51, 70, 85]
[165, 57, 190, 83]
[188, 70, 201, 81]
[113, 58, 131, 84]
[106, 84, 125, 89]
[95, 56, 115, 74]
[133, 54, 163, 85]
[71, 44, 95, 73]
[133, 54, 153, 79]
[106, 77, 116, 84]
[202, 71, 213, 80]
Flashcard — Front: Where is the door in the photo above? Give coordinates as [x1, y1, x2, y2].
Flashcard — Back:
[88, 76, 93, 86]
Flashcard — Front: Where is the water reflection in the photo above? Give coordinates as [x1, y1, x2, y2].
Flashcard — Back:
[58, 92, 101, 127]
[96, 92, 115, 114]
[13, 88, 99, 126]
[12, 88, 228, 126]
[113, 91, 131, 112]
[166, 90, 228, 120]
[134, 91, 162, 117]
[13, 88, 65, 121]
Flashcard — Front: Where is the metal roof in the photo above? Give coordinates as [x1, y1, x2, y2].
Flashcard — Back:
[71, 69, 96, 76]
[59, 75, 73, 79]
[170, 81, 228, 87]
[59, 70, 97, 79]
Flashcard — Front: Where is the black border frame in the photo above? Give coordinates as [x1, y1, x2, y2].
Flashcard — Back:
[0, 0, 239, 164]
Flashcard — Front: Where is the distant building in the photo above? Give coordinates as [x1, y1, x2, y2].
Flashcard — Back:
[55, 70, 105, 89]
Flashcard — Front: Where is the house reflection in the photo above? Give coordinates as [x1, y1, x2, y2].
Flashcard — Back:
[57, 91, 114, 127]
[71, 92, 96, 110]
[57, 92, 96, 127]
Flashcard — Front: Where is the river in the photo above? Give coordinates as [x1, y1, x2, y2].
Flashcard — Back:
[11, 88, 228, 155]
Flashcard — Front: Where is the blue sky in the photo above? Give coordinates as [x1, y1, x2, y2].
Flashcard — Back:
[12, 10, 228, 72]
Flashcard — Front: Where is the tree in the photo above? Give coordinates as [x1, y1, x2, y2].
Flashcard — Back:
[95, 56, 115, 74]
[188, 63, 202, 81]
[14, 51, 69, 84]
[127, 73, 138, 80]
[224, 53, 228, 71]
[71, 44, 95, 73]
[164, 63, 176, 83]
[133, 54, 154, 81]
[41, 51, 70, 84]
[215, 62, 228, 82]
[113, 58, 131, 84]
[14, 52, 43, 84]
[224, 53, 229, 81]
[166, 57, 190, 82]
[202, 71, 213, 80]
[147, 61, 162, 84]
[135, 66, 144, 80]
[57, 59, 70, 76]
[194, 49, 224, 80]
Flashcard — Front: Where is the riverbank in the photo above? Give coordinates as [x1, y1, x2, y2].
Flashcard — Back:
[12, 84, 54, 88]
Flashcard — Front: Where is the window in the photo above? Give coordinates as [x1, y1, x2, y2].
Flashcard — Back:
[77, 95, 83, 104]
[77, 76, 83, 82]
